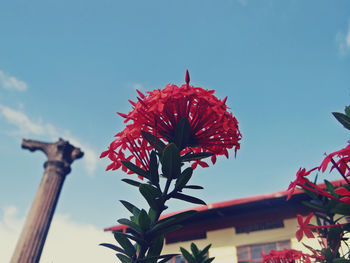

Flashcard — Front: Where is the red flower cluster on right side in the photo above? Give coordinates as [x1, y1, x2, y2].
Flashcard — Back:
[287, 143, 350, 205]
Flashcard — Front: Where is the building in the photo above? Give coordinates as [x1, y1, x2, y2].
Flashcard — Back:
[105, 181, 344, 263]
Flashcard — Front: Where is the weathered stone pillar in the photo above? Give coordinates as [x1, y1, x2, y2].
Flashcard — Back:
[10, 138, 84, 263]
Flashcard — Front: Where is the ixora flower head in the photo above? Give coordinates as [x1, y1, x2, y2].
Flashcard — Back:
[260, 248, 323, 263]
[101, 71, 241, 174]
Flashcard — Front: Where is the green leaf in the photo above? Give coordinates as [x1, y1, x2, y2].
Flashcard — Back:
[332, 112, 350, 130]
[345, 106, 350, 117]
[132, 207, 141, 218]
[120, 200, 140, 214]
[122, 233, 147, 246]
[148, 207, 157, 222]
[114, 232, 136, 258]
[138, 209, 151, 231]
[183, 185, 204, 190]
[146, 234, 164, 261]
[141, 130, 167, 153]
[331, 203, 350, 216]
[139, 184, 162, 210]
[151, 210, 197, 233]
[333, 259, 350, 263]
[175, 167, 193, 191]
[190, 243, 199, 256]
[116, 253, 132, 263]
[181, 152, 214, 162]
[121, 160, 150, 179]
[121, 178, 142, 187]
[161, 143, 181, 179]
[203, 258, 215, 263]
[172, 193, 206, 205]
[180, 247, 195, 263]
[99, 243, 126, 254]
[117, 218, 142, 234]
[149, 151, 159, 184]
[153, 224, 183, 237]
[342, 223, 350, 232]
[174, 117, 191, 150]
[157, 255, 179, 263]
[137, 254, 179, 263]
[302, 200, 326, 212]
[198, 244, 211, 258]
[324, 179, 335, 192]
[327, 227, 343, 251]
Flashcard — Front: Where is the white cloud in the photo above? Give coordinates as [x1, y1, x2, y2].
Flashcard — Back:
[0, 70, 28, 91]
[0, 206, 117, 263]
[0, 104, 98, 176]
[336, 21, 350, 56]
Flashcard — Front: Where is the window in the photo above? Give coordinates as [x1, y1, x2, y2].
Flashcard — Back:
[235, 220, 284, 234]
[167, 253, 208, 263]
[166, 256, 186, 263]
[236, 240, 290, 263]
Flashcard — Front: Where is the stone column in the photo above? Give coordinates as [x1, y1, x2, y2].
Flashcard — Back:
[10, 138, 84, 263]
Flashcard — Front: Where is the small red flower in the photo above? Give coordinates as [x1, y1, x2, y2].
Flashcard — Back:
[101, 126, 154, 179]
[286, 167, 317, 200]
[296, 213, 315, 242]
[319, 143, 350, 175]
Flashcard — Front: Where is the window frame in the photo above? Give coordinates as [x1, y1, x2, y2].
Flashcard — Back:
[236, 240, 291, 263]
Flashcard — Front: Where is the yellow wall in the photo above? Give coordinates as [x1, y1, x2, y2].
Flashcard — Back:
[162, 217, 322, 262]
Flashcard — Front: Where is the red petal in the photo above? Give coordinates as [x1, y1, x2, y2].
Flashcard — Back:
[185, 70, 190, 85]
[100, 150, 109, 158]
[304, 229, 315, 239]
[136, 89, 145, 99]
[304, 213, 314, 224]
[334, 187, 350, 196]
[296, 229, 303, 242]
[297, 214, 304, 226]
[198, 161, 209, 168]
[106, 162, 114, 171]
[117, 112, 128, 118]
[340, 196, 350, 203]
[128, 100, 136, 106]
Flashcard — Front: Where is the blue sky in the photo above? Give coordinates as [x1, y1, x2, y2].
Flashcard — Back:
[0, 1, 350, 262]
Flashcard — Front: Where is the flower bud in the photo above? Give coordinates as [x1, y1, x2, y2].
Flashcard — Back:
[185, 70, 190, 85]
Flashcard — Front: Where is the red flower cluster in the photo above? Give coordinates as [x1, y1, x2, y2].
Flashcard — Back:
[261, 248, 323, 263]
[287, 143, 350, 205]
[319, 143, 350, 175]
[101, 71, 241, 174]
[296, 213, 315, 242]
[286, 167, 317, 201]
[100, 131, 153, 179]
[296, 213, 346, 242]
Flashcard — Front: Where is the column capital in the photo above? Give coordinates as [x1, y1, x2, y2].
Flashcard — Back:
[22, 138, 84, 174]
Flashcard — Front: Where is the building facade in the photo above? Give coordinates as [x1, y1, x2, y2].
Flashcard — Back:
[105, 187, 334, 262]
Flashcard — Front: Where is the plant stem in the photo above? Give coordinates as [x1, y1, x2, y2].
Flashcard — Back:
[137, 177, 173, 261]
[163, 177, 172, 197]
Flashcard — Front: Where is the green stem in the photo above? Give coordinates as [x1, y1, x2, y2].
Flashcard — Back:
[137, 177, 173, 261]
[163, 177, 172, 197]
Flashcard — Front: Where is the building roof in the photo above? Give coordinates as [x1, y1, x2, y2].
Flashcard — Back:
[104, 179, 344, 243]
